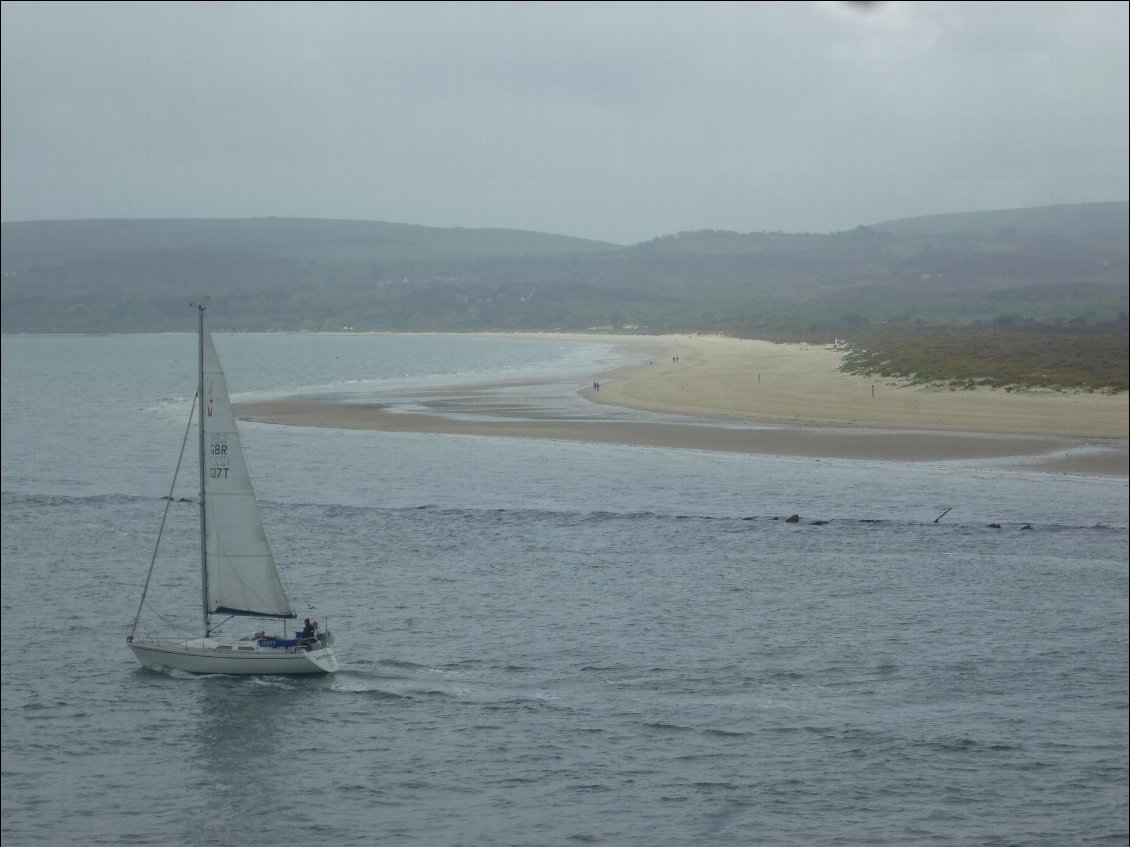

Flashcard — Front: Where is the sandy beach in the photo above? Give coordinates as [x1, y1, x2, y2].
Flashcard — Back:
[235, 333, 1129, 477]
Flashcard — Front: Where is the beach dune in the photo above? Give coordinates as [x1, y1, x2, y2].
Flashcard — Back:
[591, 335, 1127, 439]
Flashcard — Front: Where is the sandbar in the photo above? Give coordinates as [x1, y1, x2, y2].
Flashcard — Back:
[235, 333, 1128, 477]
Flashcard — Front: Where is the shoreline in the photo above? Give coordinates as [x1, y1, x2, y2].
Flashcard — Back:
[234, 334, 1128, 478]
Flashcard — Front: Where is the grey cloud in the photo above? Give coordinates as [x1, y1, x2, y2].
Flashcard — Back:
[2, 1, 1126, 244]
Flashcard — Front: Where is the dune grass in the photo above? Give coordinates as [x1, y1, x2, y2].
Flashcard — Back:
[840, 327, 1129, 393]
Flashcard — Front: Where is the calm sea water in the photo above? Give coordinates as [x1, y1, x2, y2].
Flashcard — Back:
[2, 333, 1127, 846]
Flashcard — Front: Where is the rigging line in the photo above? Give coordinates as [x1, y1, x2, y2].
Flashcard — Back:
[133, 598, 194, 639]
[128, 390, 199, 642]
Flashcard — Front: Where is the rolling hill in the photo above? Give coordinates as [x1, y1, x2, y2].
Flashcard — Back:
[1, 203, 1126, 336]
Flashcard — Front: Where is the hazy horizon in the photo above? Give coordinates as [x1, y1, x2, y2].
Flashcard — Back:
[2, 2, 1127, 244]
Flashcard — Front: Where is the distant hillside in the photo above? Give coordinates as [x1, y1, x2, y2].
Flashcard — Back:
[869, 202, 1128, 241]
[0, 217, 619, 269]
[1, 204, 1126, 335]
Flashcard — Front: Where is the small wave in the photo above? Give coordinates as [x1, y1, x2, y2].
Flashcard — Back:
[919, 735, 1021, 754]
[337, 685, 409, 702]
[701, 728, 754, 739]
[376, 657, 430, 672]
[691, 780, 742, 790]
[638, 720, 695, 734]
[2, 491, 151, 509]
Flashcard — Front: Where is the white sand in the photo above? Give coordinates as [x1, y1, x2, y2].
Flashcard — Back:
[586, 334, 1128, 440]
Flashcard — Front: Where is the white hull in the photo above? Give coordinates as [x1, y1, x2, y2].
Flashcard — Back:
[129, 635, 338, 675]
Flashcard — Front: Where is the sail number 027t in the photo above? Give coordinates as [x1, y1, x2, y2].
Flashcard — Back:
[209, 439, 231, 479]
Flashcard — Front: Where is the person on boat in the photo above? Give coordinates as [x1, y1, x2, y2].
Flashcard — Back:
[300, 618, 316, 651]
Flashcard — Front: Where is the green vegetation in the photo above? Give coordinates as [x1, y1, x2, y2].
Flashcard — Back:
[840, 326, 1129, 392]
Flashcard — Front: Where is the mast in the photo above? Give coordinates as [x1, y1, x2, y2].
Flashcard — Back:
[198, 303, 209, 637]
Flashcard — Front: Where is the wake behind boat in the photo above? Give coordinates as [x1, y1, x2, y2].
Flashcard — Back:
[128, 305, 338, 675]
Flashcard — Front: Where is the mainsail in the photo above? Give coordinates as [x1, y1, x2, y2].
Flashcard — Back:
[201, 330, 295, 619]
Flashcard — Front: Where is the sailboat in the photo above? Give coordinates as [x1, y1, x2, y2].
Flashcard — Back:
[128, 305, 339, 674]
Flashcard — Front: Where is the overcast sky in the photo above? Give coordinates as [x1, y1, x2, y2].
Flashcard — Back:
[2, 1, 1127, 244]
